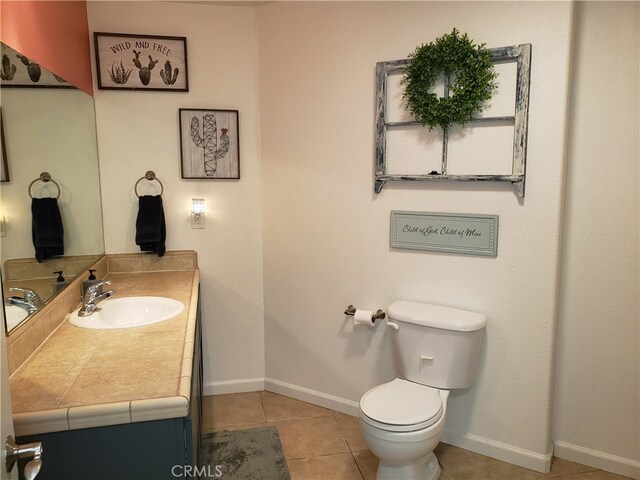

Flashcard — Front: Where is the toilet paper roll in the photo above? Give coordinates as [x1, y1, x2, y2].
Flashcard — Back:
[354, 309, 374, 327]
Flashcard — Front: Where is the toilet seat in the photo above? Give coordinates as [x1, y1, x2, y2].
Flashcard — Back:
[359, 378, 443, 433]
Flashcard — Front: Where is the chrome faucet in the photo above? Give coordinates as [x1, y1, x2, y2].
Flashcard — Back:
[7, 297, 38, 315]
[7, 287, 44, 314]
[78, 281, 116, 317]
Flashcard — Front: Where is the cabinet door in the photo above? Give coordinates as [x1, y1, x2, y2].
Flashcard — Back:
[17, 418, 188, 480]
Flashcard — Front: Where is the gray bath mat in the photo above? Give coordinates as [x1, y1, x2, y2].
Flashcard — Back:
[201, 426, 290, 480]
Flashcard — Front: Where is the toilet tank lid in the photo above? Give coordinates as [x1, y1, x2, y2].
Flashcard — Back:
[388, 301, 486, 331]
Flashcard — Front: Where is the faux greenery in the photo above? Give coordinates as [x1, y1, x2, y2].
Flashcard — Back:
[403, 28, 498, 132]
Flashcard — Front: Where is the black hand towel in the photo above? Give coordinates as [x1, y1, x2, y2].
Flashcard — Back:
[135, 195, 166, 257]
[31, 197, 64, 263]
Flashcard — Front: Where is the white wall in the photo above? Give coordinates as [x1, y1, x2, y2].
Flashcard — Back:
[258, 1, 573, 471]
[553, 2, 639, 478]
[87, 1, 265, 386]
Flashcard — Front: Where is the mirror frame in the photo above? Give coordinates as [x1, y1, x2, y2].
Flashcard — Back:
[0, 108, 9, 182]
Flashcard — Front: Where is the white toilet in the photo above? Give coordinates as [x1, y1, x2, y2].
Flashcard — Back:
[358, 301, 486, 480]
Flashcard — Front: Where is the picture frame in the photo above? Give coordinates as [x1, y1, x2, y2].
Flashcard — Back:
[94, 32, 188, 92]
[390, 211, 499, 257]
[0, 43, 73, 89]
[179, 109, 240, 179]
[0, 108, 8, 182]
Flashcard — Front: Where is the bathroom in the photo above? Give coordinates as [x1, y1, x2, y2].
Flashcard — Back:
[0, 1, 638, 479]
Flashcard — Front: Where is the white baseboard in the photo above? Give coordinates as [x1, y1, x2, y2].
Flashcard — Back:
[204, 377, 265, 396]
[554, 441, 640, 479]
[264, 377, 554, 475]
[264, 377, 360, 417]
[441, 431, 553, 473]
[203, 376, 360, 415]
[206, 378, 640, 478]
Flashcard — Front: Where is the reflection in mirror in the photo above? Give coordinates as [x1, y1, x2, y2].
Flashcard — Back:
[1, 108, 8, 182]
[0, 43, 104, 334]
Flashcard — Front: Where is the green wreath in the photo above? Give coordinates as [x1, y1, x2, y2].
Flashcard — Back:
[403, 28, 498, 132]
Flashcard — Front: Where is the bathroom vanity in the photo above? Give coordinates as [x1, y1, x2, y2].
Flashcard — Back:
[8, 267, 202, 480]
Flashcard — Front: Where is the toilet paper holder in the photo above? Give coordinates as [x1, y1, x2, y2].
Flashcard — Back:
[344, 305, 386, 322]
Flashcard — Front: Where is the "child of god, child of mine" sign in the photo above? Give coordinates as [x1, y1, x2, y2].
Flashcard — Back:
[390, 211, 498, 257]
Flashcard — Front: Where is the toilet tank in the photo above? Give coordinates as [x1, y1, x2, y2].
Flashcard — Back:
[388, 301, 486, 389]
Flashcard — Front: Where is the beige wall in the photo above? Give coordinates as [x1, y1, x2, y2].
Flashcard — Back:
[87, 1, 266, 386]
[553, 2, 639, 478]
[258, 1, 573, 471]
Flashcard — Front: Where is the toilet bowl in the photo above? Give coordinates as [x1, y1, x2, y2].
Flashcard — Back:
[359, 378, 449, 480]
[357, 301, 486, 480]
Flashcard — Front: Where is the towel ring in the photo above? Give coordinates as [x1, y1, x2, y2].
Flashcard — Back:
[28, 172, 61, 200]
[134, 171, 164, 198]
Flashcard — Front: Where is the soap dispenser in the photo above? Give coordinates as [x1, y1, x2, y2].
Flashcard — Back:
[82, 269, 101, 296]
[53, 271, 69, 293]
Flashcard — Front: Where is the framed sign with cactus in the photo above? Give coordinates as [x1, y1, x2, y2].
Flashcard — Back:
[94, 32, 188, 91]
[179, 109, 240, 179]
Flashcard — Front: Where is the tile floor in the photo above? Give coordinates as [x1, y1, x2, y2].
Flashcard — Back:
[203, 392, 630, 480]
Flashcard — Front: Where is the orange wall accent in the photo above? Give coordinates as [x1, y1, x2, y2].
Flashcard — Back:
[0, 1, 93, 96]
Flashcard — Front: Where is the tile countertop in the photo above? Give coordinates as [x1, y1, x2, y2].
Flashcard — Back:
[9, 270, 200, 436]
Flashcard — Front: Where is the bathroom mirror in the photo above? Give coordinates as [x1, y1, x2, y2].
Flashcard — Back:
[0, 43, 105, 334]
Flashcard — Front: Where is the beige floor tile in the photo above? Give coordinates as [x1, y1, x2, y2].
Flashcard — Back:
[334, 412, 368, 452]
[262, 391, 332, 422]
[202, 392, 265, 430]
[549, 457, 597, 477]
[434, 442, 546, 480]
[211, 422, 269, 433]
[352, 449, 455, 480]
[288, 453, 363, 480]
[195, 394, 614, 480]
[556, 471, 633, 480]
[274, 416, 350, 460]
[352, 450, 378, 480]
[202, 395, 214, 427]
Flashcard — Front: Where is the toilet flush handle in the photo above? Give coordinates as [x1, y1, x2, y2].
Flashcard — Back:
[386, 321, 399, 330]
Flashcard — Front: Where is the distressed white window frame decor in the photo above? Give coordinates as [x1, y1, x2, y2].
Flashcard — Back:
[375, 44, 531, 197]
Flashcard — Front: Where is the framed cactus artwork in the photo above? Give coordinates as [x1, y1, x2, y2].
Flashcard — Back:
[179, 109, 240, 179]
[94, 33, 188, 91]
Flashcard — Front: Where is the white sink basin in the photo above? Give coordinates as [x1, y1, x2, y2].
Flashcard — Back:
[4, 305, 29, 331]
[68, 296, 185, 330]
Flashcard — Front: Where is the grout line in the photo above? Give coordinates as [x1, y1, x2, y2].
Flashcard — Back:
[258, 390, 268, 423]
[437, 458, 448, 479]
[546, 458, 598, 478]
[351, 450, 367, 480]
[548, 470, 601, 479]
[332, 410, 354, 453]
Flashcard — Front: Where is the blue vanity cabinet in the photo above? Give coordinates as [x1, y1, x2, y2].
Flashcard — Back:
[16, 300, 204, 480]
